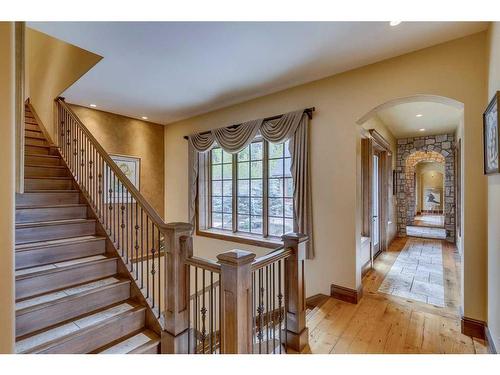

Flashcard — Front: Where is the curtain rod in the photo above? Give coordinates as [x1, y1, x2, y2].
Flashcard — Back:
[183, 107, 315, 140]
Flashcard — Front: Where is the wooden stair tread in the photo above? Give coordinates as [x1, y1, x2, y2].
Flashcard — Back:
[16, 301, 143, 353]
[23, 189, 78, 193]
[24, 153, 60, 159]
[16, 218, 94, 229]
[25, 176, 72, 180]
[16, 203, 87, 210]
[95, 329, 160, 354]
[15, 235, 104, 251]
[16, 276, 127, 312]
[15, 255, 115, 280]
[24, 164, 66, 169]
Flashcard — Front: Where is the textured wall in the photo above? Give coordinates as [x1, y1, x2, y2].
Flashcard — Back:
[396, 134, 455, 242]
[71, 105, 165, 218]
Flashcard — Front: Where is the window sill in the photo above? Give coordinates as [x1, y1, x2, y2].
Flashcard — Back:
[196, 228, 281, 249]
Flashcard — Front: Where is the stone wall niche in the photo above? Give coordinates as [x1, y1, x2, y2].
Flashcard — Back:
[396, 134, 455, 242]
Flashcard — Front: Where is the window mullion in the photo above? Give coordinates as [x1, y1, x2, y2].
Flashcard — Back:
[207, 153, 212, 229]
[232, 153, 237, 233]
[263, 141, 269, 238]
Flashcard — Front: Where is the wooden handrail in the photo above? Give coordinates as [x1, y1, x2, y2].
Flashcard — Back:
[185, 256, 221, 273]
[251, 246, 291, 271]
[56, 98, 167, 230]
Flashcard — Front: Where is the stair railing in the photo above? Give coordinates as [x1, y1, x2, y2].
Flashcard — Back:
[55, 98, 309, 354]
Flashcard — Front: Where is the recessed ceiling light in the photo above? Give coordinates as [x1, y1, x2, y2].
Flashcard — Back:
[419, 128, 426, 132]
[89, 104, 97, 108]
[390, 21, 402, 27]
[141, 116, 148, 120]
[416, 114, 423, 117]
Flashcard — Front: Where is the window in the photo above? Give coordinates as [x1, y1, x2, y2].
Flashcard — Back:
[205, 138, 294, 240]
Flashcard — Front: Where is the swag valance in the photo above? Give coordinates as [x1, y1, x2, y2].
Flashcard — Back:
[187, 109, 315, 259]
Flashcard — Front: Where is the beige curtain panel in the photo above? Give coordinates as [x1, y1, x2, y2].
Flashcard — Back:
[187, 109, 314, 258]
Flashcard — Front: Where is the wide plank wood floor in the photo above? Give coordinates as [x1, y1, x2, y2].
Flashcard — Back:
[303, 237, 488, 354]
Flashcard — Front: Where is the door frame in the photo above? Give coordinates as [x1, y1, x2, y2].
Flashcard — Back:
[361, 129, 391, 268]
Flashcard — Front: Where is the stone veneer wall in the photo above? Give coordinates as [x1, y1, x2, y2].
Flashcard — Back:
[396, 134, 455, 242]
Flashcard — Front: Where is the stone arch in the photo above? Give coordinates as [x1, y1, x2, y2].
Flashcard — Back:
[396, 138, 455, 242]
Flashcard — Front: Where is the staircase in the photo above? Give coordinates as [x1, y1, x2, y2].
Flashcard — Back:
[14, 105, 160, 354]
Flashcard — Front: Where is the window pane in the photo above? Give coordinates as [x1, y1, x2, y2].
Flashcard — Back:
[251, 180, 263, 197]
[269, 217, 284, 236]
[212, 148, 222, 164]
[269, 198, 284, 217]
[269, 158, 283, 177]
[212, 180, 222, 196]
[238, 146, 250, 162]
[284, 198, 294, 218]
[238, 215, 250, 232]
[251, 142, 263, 160]
[251, 198, 262, 216]
[222, 164, 232, 180]
[222, 197, 232, 213]
[222, 150, 232, 163]
[212, 197, 222, 212]
[284, 140, 291, 158]
[238, 197, 250, 214]
[212, 213, 222, 228]
[269, 142, 284, 159]
[238, 179, 249, 196]
[222, 214, 232, 230]
[284, 218, 293, 234]
[238, 162, 249, 179]
[251, 161, 262, 179]
[212, 164, 222, 180]
[223, 181, 232, 196]
[284, 158, 292, 177]
[251, 216, 263, 234]
[268, 178, 283, 197]
[284, 178, 293, 198]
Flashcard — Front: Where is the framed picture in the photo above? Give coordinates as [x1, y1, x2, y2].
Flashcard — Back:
[392, 170, 397, 195]
[423, 188, 441, 211]
[483, 91, 500, 175]
[104, 154, 141, 203]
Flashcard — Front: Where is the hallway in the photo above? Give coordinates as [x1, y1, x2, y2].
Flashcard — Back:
[305, 238, 488, 354]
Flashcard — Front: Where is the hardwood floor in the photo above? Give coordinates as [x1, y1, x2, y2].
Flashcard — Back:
[303, 237, 488, 354]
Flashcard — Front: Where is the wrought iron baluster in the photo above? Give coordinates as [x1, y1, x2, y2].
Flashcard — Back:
[278, 260, 283, 354]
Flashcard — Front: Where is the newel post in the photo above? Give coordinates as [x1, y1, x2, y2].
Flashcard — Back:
[217, 249, 256, 354]
[161, 222, 193, 354]
[282, 232, 309, 352]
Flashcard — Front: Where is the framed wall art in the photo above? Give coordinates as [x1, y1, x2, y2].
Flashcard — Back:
[483, 91, 500, 175]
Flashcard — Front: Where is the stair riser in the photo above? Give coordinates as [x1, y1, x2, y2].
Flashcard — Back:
[16, 192, 79, 206]
[16, 221, 96, 245]
[16, 282, 131, 337]
[16, 206, 87, 223]
[25, 166, 69, 178]
[26, 138, 49, 147]
[16, 259, 117, 300]
[24, 129, 45, 139]
[37, 308, 145, 354]
[25, 178, 73, 190]
[25, 155, 61, 166]
[25, 145, 58, 156]
[16, 239, 105, 269]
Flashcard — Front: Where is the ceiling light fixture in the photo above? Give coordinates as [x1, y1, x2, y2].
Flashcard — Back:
[89, 104, 97, 108]
[419, 128, 426, 132]
[141, 116, 148, 120]
[416, 114, 423, 117]
[390, 21, 402, 27]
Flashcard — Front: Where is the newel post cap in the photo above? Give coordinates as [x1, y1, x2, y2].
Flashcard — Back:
[164, 222, 193, 233]
[281, 232, 308, 243]
[217, 249, 256, 266]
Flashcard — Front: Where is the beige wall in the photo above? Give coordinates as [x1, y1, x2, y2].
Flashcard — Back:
[486, 22, 500, 351]
[27, 28, 101, 140]
[70, 105, 165, 217]
[0, 21, 16, 353]
[164, 32, 488, 321]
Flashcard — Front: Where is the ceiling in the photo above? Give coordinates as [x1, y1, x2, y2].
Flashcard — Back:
[376, 101, 463, 138]
[27, 22, 486, 125]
